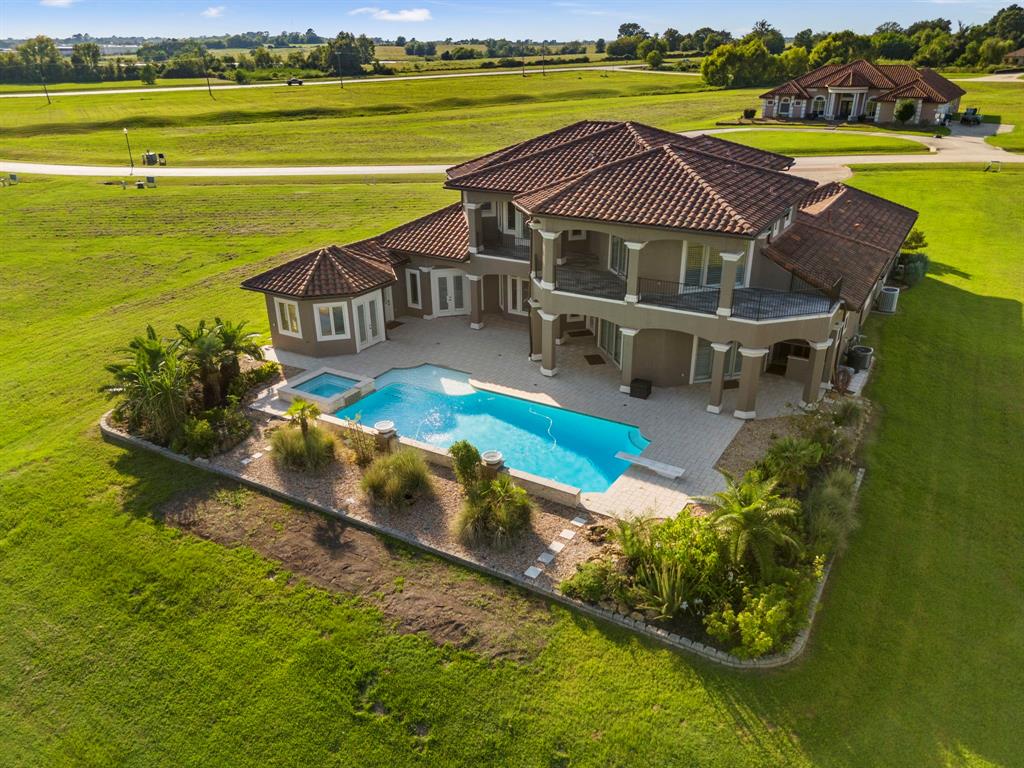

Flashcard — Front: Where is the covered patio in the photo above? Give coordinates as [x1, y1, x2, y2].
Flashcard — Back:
[265, 315, 806, 518]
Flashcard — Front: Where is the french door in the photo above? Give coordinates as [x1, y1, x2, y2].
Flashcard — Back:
[352, 291, 386, 351]
[597, 319, 623, 368]
[693, 338, 742, 382]
[433, 269, 469, 317]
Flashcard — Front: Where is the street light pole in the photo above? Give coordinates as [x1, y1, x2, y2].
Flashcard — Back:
[123, 127, 135, 175]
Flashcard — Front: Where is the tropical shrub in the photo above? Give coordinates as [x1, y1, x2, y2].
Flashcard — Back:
[361, 449, 432, 509]
[228, 360, 280, 398]
[560, 560, 622, 602]
[703, 471, 802, 581]
[454, 473, 532, 548]
[448, 440, 482, 489]
[287, 399, 320, 436]
[761, 436, 824, 493]
[175, 416, 217, 458]
[704, 583, 800, 658]
[903, 253, 930, 287]
[271, 423, 335, 471]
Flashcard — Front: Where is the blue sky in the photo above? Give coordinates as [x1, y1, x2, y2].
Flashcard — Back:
[0, 0, 1008, 40]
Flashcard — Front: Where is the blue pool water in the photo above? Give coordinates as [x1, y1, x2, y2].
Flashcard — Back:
[294, 372, 359, 399]
[335, 365, 649, 492]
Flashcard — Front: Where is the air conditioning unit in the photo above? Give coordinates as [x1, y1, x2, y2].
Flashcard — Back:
[878, 286, 900, 313]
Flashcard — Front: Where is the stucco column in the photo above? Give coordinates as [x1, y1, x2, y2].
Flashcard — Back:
[716, 251, 744, 317]
[624, 241, 646, 303]
[539, 310, 558, 376]
[706, 342, 732, 414]
[822, 324, 843, 388]
[537, 229, 560, 290]
[528, 300, 542, 361]
[419, 266, 434, 319]
[734, 347, 769, 420]
[465, 202, 484, 254]
[826, 92, 836, 119]
[801, 339, 833, 408]
[468, 274, 484, 330]
[618, 328, 639, 393]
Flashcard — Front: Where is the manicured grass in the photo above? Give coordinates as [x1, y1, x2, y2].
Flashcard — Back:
[0, 78, 242, 94]
[719, 129, 928, 156]
[1, 168, 1021, 766]
[958, 81, 1024, 152]
[0, 72, 751, 166]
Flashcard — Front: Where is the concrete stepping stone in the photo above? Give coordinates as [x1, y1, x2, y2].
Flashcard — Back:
[537, 551, 554, 565]
[523, 565, 542, 579]
[570, 516, 587, 527]
[559, 529, 576, 540]
[548, 540, 566, 554]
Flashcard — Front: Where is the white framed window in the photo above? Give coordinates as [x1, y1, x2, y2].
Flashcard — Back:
[274, 297, 301, 338]
[405, 268, 421, 309]
[503, 275, 530, 316]
[313, 301, 350, 341]
[481, 201, 495, 218]
[779, 97, 791, 116]
[609, 236, 628, 277]
[811, 95, 825, 115]
[681, 243, 744, 288]
[568, 229, 586, 241]
[502, 200, 526, 237]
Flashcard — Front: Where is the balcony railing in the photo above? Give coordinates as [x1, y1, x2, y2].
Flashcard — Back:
[637, 279, 720, 314]
[481, 232, 530, 261]
[638, 278, 835, 321]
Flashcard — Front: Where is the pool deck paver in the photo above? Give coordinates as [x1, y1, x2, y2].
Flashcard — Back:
[265, 315, 804, 519]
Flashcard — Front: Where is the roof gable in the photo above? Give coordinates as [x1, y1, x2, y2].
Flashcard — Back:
[761, 60, 964, 104]
[241, 245, 397, 299]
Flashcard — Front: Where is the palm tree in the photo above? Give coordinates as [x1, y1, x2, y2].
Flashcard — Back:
[102, 338, 194, 443]
[287, 399, 320, 438]
[762, 436, 823, 493]
[214, 317, 264, 395]
[703, 470, 802, 581]
[176, 320, 227, 408]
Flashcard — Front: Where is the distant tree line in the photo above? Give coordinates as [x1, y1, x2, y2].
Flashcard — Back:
[600, 6, 1024, 80]
[0, 30, 374, 85]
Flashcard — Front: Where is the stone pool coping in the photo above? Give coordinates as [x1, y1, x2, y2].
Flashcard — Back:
[99, 410, 854, 669]
[275, 366, 376, 414]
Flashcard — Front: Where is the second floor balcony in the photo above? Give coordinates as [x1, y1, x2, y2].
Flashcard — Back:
[550, 259, 836, 321]
[480, 231, 531, 261]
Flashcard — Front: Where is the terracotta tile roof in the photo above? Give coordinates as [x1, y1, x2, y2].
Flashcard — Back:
[446, 122, 683, 193]
[684, 134, 794, 171]
[447, 121, 795, 195]
[761, 60, 964, 104]
[514, 145, 816, 236]
[446, 120, 618, 179]
[374, 202, 469, 261]
[242, 245, 397, 299]
[764, 183, 918, 310]
[242, 204, 468, 298]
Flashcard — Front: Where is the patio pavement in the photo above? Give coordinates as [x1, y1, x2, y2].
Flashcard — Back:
[265, 315, 805, 519]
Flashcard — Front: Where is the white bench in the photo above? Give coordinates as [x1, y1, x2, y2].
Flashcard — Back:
[615, 452, 685, 480]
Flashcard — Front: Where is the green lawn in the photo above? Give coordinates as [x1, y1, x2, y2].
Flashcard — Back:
[0, 78, 250, 94]
[0, 72, 754, 166]
[958, 81, 1024, 152]
[719, 129, 928, 156]
[1, 167, 1021, 766]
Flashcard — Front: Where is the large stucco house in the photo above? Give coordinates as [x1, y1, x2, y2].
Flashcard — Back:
[760, 60, 965, 125]
[243, 120, 916, 419]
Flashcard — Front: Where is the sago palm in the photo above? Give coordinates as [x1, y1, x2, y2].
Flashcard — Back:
[287, 399, 321, 437]
[703, 470, 802, 581]
[214, 317, 264, 394]
[177, 320, 228, 408]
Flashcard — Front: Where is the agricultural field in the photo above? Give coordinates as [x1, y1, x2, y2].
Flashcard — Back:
[1, 165, 1021, 766]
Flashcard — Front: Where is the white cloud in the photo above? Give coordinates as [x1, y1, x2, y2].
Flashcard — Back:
[350, 7, 432, 22]
[201, 5, 225, 17]
[40, 0, 76, 7]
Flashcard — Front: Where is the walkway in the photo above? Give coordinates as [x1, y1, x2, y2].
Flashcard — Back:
[0, 65, 696, 100]
[0, 160, 450, 177]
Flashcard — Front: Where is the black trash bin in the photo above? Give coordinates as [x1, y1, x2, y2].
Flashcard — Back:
[847, 345, 874, 372]
[630, 378, 652, 399]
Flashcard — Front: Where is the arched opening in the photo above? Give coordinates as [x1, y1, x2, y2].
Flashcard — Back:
[778, 97, 792, 117]
[811, 96, 826, 117]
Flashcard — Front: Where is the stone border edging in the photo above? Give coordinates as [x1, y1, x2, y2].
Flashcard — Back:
[99, 411, 852, 669]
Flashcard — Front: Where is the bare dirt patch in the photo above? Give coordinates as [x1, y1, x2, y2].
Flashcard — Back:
[160, 482, 556, 662]
[715, 414, 803, 478]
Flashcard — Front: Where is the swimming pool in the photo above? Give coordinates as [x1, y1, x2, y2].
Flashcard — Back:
[293, 372, 360, 399]
[335, 365, 649, 492]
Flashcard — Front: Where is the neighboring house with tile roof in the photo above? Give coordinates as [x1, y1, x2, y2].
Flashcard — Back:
[1004, 47, 1024, 66]
[243, 120, 916, 418]
[760, 60, 965, 125]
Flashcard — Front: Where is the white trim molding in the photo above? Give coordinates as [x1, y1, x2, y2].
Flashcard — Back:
[706, 404, 722, 414]
[716, 307, 732, 317]
[273, 297, 302, 339]
[537, 310, 559, 322]
[470, 322, 485, 330]
[722, 251, 744, 263]
[710, 342, 733, 353]
[624, 294, 639, 303]
[537, 229, 561, 240]
[734, 409, 756, 420]
[540, 367, 558, 377]
[738, 346, 770, 358]
[467, 274, 482, 282]
[809, 339, 833, 351]
[618, 385, 632, 394]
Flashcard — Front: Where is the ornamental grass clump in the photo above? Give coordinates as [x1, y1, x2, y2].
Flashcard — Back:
[804, 467, 859, 555]
[361, 449, 432, 510]
[760, 436, 824, 494]
[448, 440, 533, 548]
